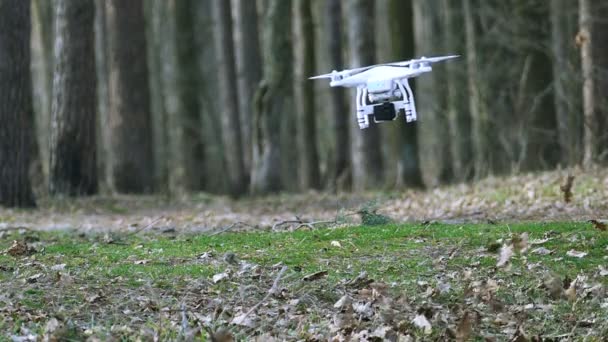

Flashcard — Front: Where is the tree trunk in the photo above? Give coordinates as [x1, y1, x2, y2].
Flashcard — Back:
[592, 2, 608, 163]
[579, 0, 595, 168]
[105, 0, 155, 193]
[49, 0, 98, 196]
[346, 0, 384, 191]
[463, 0, 491, 178]
[95, 0, 110, 192]
[31, 0, 54, 186]
[232, 0, 262, 171]
[324, 0, 350, 190]
[294, 0, 321, 190]
[441, 0, 473, 181]
[250, 0, 293, 194]
[388, 0, 424, 188]
[212, 0, 247, 196]
[414, 0, 452, 186]
[194, 0, 228, 194]
[0, 0, 36, 207]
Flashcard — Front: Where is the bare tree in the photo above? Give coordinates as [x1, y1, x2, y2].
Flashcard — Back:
[346, 0, 384, 191]
[232, 0, 262, 171]
[294, 0, 321, 190]
[414, 0, 452, 185]
[49, 0, 98, 196]
[388, 0, 424, 188]
[551, 0, 581, 166]
[105, 0, 155, 193]
[250, 0, 293, 194]
[579, 0, 595, 168]
[0, 0, 36, 207]
[441, 0, 472, 181]
[324, 0, 350, 190]
[212, 0, 248, 196]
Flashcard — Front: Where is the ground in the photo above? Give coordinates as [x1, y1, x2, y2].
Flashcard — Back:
[0, 169, 607, 341]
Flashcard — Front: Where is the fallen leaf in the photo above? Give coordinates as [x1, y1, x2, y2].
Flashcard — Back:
[334, 295, 351, 309]
[530, 238, 550, 245]
[512, 233, 529, 253]
[134, 259, 150, 265]
[497, 244, 513, 267]
[302, 270, 328, 281]
[330, 240, 342, 248]
[454, 311, 473, 342]
[564, 278, 577, 302]
[211, 328, 235, 342]
[232, 313, 256, 328]
[7, 240, 32, 257]
[27, 273, 43, 283]
[560, 174, 574, 203]
[212, 272, 229, 283]
[50, 264, 66, 271]
[588, 219, 607, 231]
[599, 266, 608, 277]
[543, 273, 564, 299]
[531, 247, 552, 255]
[566, 250, 587, 258]
[412, 314, 432, 335]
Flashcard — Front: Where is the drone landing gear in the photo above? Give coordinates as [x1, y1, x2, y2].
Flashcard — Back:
[355, 79, 418, 129]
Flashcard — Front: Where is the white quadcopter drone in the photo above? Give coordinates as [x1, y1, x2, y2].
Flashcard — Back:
[310, 55, 459, 129]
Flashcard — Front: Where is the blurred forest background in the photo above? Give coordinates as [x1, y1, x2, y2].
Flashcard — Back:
[1, 0, 608, 208]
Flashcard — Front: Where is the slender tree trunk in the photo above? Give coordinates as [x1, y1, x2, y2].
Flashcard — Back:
[295, 0, 321, 190]
[212, 0, 247, 196]
[388, 0, 424, 188]
[49, 0, 98, 196]
[250, 0, 293, 194]
[441, 0, 472, 181]
[324, 0, 350, 190]
[579, 0, 595, 168]
[95, 0, 110, 192]
[592, 2, 608, 162]
[346, 0, 384, 191]
[194, 0, 228, 194]
[463, 0, 491, 178]
[414, 0, 452, 186]
[232, 0, 262, 171]
[0, 0, 36, 207]
[31, 0, 54, 186]
[105, 0, 155, 193]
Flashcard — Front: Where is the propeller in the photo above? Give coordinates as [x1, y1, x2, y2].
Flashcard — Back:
[310, 55, 460, 80]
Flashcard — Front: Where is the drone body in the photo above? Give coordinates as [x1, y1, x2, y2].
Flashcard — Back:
[310, 55, 459, 129]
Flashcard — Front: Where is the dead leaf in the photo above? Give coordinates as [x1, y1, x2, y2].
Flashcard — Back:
[564, 278, 577, 302]
[599, 266, 608, 277]
[27, 273, 43, 283]
[134, 259, 150, 265]
[566, 250, 587, 258]
[412, 314, 432, 335]
[454, 311, 473, 342]
[50, 264, 66, 271]
[497, 244, 513, 267]
[86, 293, 103, 303]
[512, 233, 528, 253]
[212, 272, 229, 283]
[232, 313, 256, 328]
[211, 328, 235, 342]
[302, 270, 327, 281]
[334, 295, 351, 309]
[510, 325, 530, 342]
[543, 273, 564, 299]
[560, 174, 574, 203]
[588, 219, 607, 231]
[7, 240, 32, 257]
[330, 240, 342, 248]
[531, 247, 552, 255]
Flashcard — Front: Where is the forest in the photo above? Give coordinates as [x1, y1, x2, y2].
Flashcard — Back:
[0, 0, 606, 207]
[1, 0, 608, 340]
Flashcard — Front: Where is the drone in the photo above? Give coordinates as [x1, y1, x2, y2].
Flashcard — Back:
[310, 55, 459, 129]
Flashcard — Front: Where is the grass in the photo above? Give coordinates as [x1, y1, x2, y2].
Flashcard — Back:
[1, 222, 607, 340]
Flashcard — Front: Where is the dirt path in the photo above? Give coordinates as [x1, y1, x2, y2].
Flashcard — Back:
[1, 168, 606, 233]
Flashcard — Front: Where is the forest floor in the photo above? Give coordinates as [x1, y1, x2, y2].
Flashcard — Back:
[1, 168, 608, 341]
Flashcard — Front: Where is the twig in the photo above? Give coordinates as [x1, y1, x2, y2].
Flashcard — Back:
[241, 266, 288, 320]
[127, 217, 164, 236]
[209, 222, 256, 236]
[272, 219, 335, 231]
